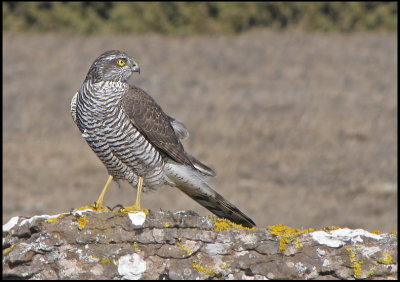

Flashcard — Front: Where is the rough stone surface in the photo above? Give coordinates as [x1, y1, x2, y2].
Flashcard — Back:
[3, 210, 397, 280]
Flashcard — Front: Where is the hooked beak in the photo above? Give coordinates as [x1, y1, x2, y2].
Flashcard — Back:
[132, 61, 140, 74]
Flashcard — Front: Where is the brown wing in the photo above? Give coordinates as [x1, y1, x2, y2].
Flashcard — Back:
[120, 85, 193, 167]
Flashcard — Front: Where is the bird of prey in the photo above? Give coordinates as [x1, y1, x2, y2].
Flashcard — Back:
[71, 50, 255, 228]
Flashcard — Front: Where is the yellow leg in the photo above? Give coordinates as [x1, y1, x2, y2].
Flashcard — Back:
[121, 176, 148, 214]
[73, 175, 113, 212]
[95, 175, 113, 209]
[134, 176, 143, 210]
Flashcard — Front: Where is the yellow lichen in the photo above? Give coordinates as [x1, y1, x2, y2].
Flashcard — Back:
[163, 222, 170, 228]
[2, 243, 19, 256]
[371, 230, 381, 235]
[73, 204, 109, 213]
[211, 217, 256, 232]
[213, 220, 232, 232]
[377, 253, 392, 265]
[177, 239, 194, 256]
[119, 207, 149, 215]
[76, 215, 87, 229]
[281, 233, 298, 252]
[367, 266, 376, 278]
[344, 246, 364, 278]
[192, 262, 217, 275]
[192, 254, 216, 275]
[267, 224, 314, 252]
[46, 214, 64, 223]
[322, 226, 341, 232]
[3, 247, 12, 256]
[101, 257, 111, 263]
[218, 261, 232, 270]
[133, 242, 139, 252]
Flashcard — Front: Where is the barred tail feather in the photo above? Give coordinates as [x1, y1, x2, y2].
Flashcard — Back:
[164, 162, 256, 228]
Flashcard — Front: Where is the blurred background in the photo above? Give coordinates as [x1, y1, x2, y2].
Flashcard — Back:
[3, 2, 397, 232]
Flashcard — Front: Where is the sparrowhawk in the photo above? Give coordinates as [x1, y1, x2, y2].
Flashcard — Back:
[71, 50, 255, 228]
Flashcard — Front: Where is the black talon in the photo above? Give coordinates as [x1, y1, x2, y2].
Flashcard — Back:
[111, 204, 124, 211]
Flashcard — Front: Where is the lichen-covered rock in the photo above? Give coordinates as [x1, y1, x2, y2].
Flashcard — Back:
[2, 210, 397, 279]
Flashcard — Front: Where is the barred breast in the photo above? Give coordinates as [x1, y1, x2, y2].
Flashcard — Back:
[73, 81, 166, 191]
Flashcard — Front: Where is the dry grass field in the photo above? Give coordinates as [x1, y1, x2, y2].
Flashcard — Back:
[3, 30, 397, 232]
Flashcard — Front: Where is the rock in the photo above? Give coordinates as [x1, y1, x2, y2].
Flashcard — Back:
[2, 210, 397, 279]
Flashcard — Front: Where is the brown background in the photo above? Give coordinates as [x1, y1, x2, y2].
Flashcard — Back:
[3, 30, 397, 232]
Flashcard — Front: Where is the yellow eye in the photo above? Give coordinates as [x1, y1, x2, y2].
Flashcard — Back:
[117, 59, 126, 66]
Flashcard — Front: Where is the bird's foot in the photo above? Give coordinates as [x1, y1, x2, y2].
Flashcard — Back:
[93, 201, 111, 212]
[120, 203, 149, 214]
[72, 202, 110, 213]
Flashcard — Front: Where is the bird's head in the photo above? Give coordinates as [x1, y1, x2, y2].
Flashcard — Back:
[85, 50, 140, 83]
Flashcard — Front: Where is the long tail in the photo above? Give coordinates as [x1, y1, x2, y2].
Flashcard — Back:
[164, 162, 256, 228]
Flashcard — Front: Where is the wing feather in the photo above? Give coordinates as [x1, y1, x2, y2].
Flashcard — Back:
[120, 86, 193, 167]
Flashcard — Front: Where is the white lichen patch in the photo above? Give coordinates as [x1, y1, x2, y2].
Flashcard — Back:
[20, 213, 67, 228]
[128, 212, 146, 226]
[311, 228, 383, 248]
[71, 209, 94, 217]
[240, 233, 258, 245]
[295, 262, 307, 273]
[361, 246, 381, 259]
[316, 248, 326, 257]
[58, 258, 82, 279]
[311, 231, 344, 248]
[88, 255, 100, 263]
[241, 273, 268, 280]
[205, 243, 231, 255]
[211, 255, 230, 274]
[236, 250, 249, 257]
[32, 233, 55, 252]
[183, 268, 192, 276]
[266, 273, 275, 279]
[152, 228, 164, 243]
[323, 259, 330, 267]
[118, 253, 147, 280]
[90, 264, 104, 276]
[304, 266, 318, 279]
[3, 216, 19, 232]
